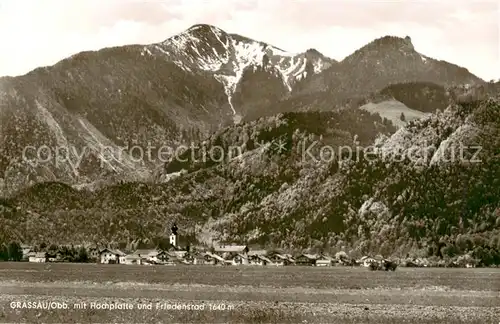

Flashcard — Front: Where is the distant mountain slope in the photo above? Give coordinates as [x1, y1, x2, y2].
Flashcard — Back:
[303, 36, 483, 95]
[375, 82, 449, 113]
[1, 108, 396, 244]
[2, 99, 499, 265]
[0, 24, 336, 196]
[263, 36, 485, 116]
[0, 46, 228, 195]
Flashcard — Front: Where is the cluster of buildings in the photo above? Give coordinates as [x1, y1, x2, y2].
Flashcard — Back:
[20, 225, 409, 268]
[26, 244, 376, 267]
[23, 243, 479, 269]
[97, 245, 289, 266]
[96, 247, 366, 267]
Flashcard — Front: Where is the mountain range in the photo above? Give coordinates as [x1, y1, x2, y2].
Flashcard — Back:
[0, 24, 485, 195]
[1, 24, 499, 262]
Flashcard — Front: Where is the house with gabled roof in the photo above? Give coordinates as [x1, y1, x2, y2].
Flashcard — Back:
[191, 252, 207, 265]
[250, 254, 273, 266]
[226, 253, 249, 265]
[315, 255, 334, 267]
[268, 253, 286, 266]
[154, 250, 172, 264]
[99, 248, 126, 264]
[123, 253, 143, 265]
[248, 251, 271, 265]
[204, 252, 226, 265]
[295, 254, 318, 266]
[134, 249, 160, 262]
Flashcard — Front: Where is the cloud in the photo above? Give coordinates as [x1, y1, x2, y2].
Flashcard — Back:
[0, 0, 498, 80]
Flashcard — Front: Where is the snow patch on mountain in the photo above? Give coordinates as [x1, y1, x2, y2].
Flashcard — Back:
[140, 46, 153, 56]
[218, 39, 267, 115]
[148, 24, 334, 121]
[313, 60, 324, 73]
[278, 56, 308, 91]
[214, 74, 238, 114]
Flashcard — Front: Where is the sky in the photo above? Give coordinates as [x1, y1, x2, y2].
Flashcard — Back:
[0, 0, 498, 80]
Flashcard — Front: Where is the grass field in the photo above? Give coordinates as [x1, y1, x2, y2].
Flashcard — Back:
[0, 263, 499, 323]
[360, 99, 429, 127]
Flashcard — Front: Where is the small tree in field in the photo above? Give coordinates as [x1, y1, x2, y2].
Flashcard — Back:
[400, 112, 406, 122]
[77, 247, 89, 263]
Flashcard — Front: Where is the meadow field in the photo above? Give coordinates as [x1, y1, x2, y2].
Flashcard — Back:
[0, 262, 499, 323]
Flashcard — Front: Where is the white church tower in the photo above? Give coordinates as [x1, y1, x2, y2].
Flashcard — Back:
[170, 223, 178, 248]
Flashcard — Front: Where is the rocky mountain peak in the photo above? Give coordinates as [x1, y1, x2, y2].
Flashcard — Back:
[304, 48, 330, 61]
[305, 48, 322, 55]
[365, 35, 416, 53]
[149, 25, 335, 118]
[160, 23, 231, 63]
[183, 24, 229, 44]
[187, 23, 222, 32]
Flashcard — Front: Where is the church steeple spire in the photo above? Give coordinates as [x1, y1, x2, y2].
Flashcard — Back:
[170, 223, 178, 248]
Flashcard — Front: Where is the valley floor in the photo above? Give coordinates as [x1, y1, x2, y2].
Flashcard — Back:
[0, 263, 499, 323]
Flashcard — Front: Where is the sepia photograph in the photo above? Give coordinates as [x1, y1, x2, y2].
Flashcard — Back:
[0, 0, 499, 323]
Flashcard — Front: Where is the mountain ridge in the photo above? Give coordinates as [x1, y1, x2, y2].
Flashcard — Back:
[0, 24, 487, 196]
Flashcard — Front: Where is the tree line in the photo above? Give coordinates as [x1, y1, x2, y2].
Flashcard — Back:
[0, 241, 90, 263]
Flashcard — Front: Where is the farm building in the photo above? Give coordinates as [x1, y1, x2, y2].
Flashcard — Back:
[123, 254, 143, 265]
[182, 251, 205, 265]
[316, 255, 334, 267]
[226, 253, 249, 265]
[268, 254, 293, 266]
[171, 250, 188, 258]
[155, 251, 173, 263]
[191, 252, 208, 265]
[99, 248, 126, 264]
[359, 256, 377, 267]
[204, 252, 226, 265]
[134, 249, 161, 263]
[213, 245, 249, 259]
[295, 254, 318, 266]
[29, 252, 48, 263]
[248, 254, 273, 266]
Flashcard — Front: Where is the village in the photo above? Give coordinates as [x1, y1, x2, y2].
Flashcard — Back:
[24, 242, 390, 268]
[16, 224, 387, 268]
[17, 224, 480, 269]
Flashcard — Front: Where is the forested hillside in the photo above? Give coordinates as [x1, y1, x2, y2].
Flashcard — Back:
[1, 98, 499, 264]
